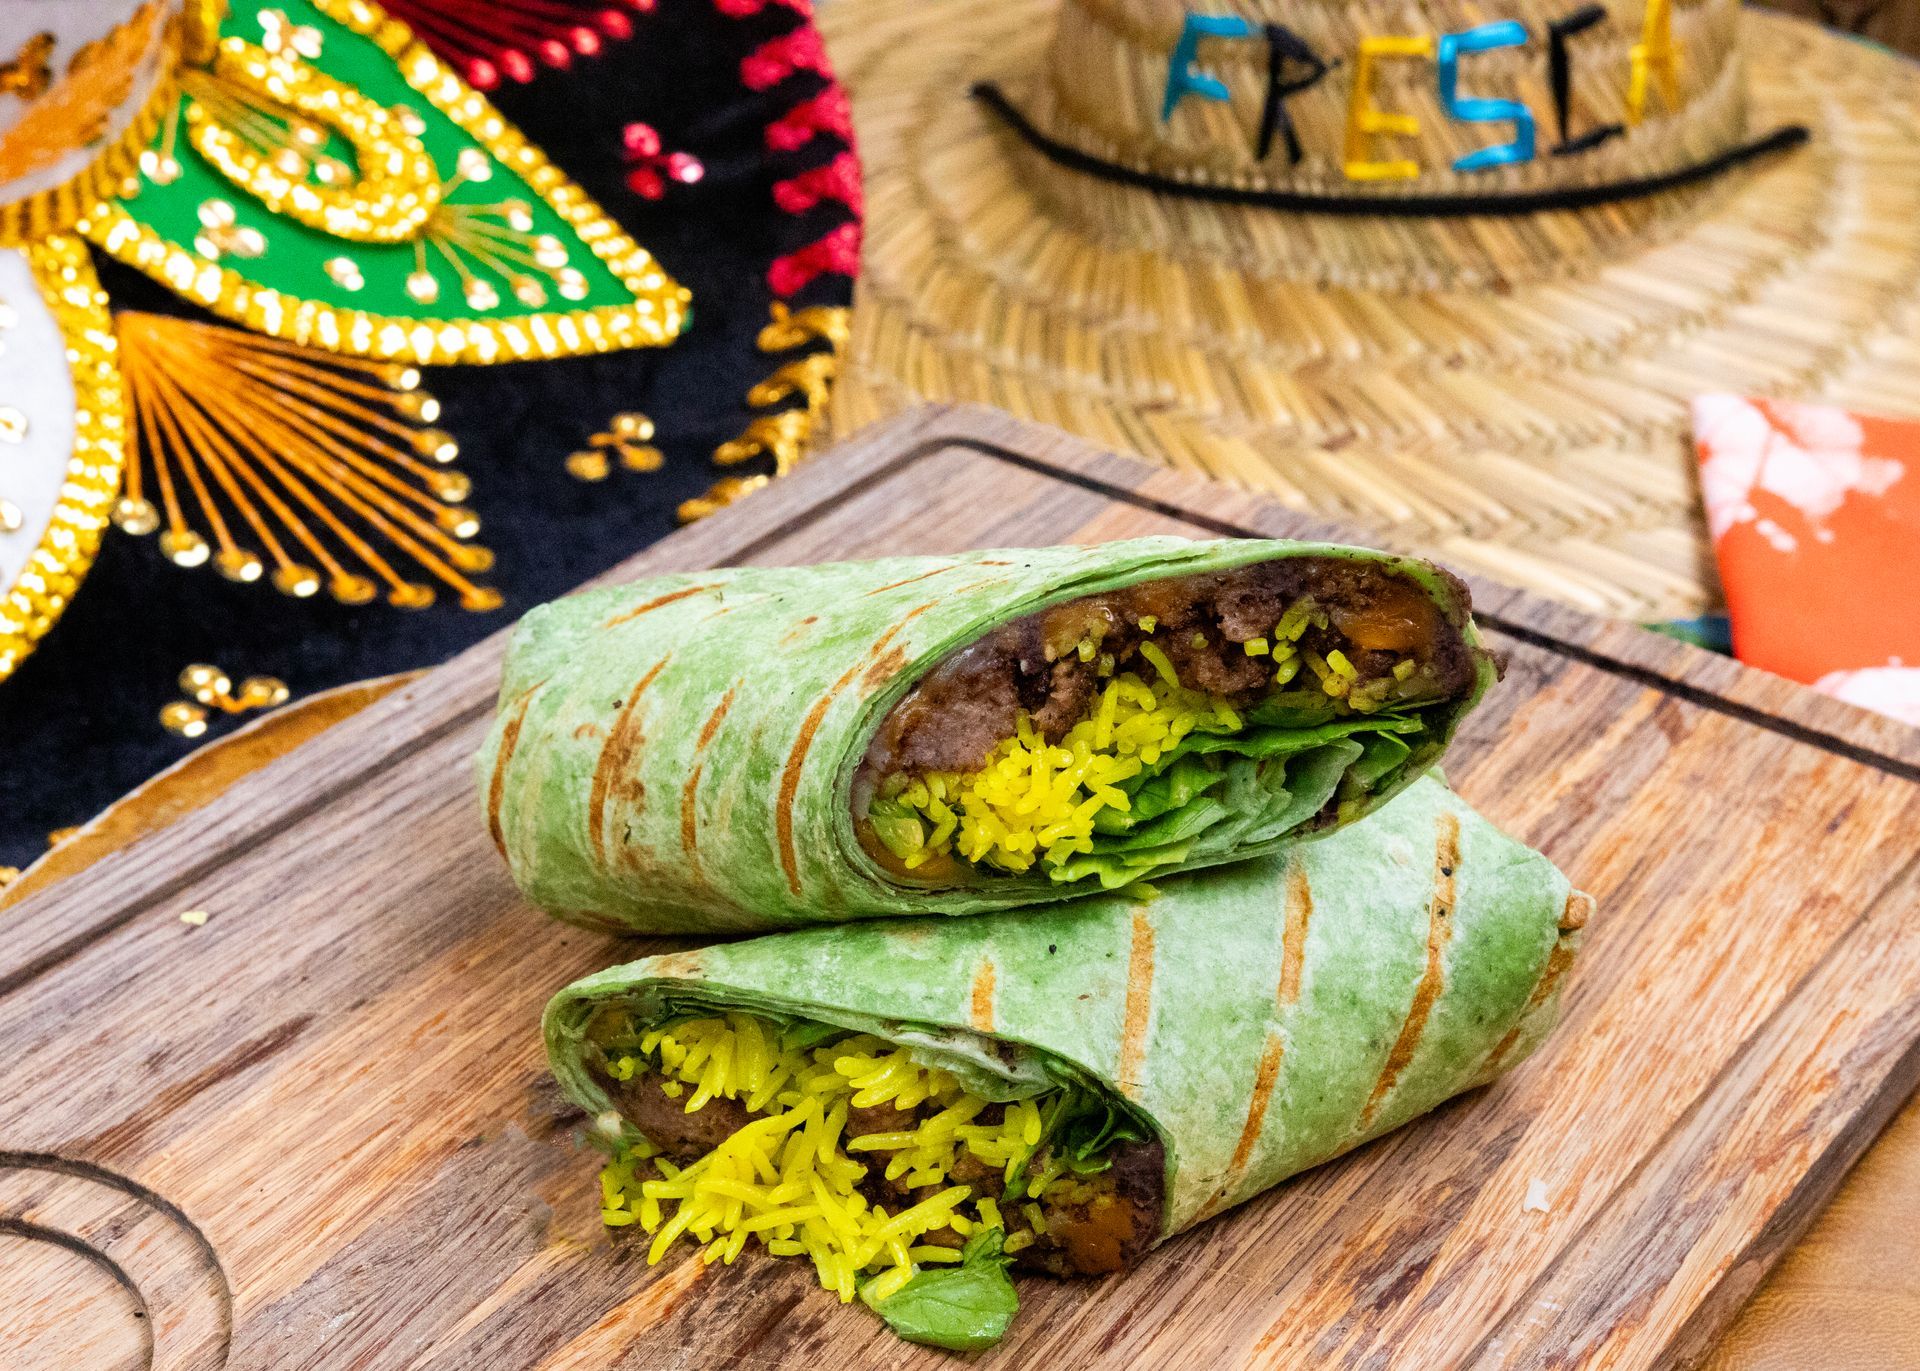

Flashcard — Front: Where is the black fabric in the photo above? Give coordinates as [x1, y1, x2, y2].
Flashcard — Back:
[973, 80, 1809, 217]
[0, 2, 856, 869]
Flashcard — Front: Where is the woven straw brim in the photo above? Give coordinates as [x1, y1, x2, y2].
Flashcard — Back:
[821, 3, 1920, 619]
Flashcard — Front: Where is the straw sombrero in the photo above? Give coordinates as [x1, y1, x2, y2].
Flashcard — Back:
[822, 0, 1920, 618]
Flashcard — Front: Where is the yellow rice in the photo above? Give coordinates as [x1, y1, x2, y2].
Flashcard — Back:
[870, 595, 1434, 875]
[887, 670, 1240, 876]
[598, 1013, 1050, 1303]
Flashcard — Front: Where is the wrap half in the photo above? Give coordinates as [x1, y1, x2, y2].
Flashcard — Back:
[544, 778, 1587, 1350]
[482, 537, 1495, 933]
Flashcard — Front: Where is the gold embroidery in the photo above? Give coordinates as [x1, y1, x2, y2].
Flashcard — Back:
[712, 407, 815, 476]
[678, 474, 770, 522]
[409, 150, 590, 310]
[181, 37, 442, 242]
[258, 7, 324, 60]
[0, 4, 166, 183]
[565, 412, 661, 482]
[0, 299, 16, 525]
[682, 303, 850, 522]
[161, 661, 292, 737]
[0, 33, 57, 100]
[757, 301, 851, 353]
[0, 5, 187, 243]
[82, 0, 691, 365]
[193, 196, 266, 258]
[113, 312, 502, 610]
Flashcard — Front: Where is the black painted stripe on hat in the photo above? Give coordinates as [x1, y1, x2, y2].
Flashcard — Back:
[972, 81, 1809, 219]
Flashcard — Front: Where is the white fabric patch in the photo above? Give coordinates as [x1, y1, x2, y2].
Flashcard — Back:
[0, 248, 79, 591]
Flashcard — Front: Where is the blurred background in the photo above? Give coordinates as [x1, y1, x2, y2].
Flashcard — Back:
[1760, 0, 1919, 52]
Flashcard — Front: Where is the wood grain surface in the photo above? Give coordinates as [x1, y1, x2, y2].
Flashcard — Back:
[3, 405, 1918, 1370]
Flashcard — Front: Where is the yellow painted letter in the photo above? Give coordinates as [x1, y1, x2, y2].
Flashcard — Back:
[1344, 35, 1438, 182]
[1627, 0, 1682, 124]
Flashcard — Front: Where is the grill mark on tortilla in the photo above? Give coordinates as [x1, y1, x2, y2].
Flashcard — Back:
[864, 600, 940, 661]
[949, 576, 1008, 597]
[646, 949, 709, 980]
[600, 584, 714, 628]
[1279, 856, 1313, 1008]
[1203, 1028, 1286, 1219]
[588, 656, 670, 867]
[776, 608, 943, 895]
[863, 646, 908, 691]
[781, 615, 820, 645]
[680, 764, 705, 881]
[865, 566, 952, 596]
[1117, 907, 1158, 1097]
[697, 685, 739, 749]
[777, 659, 865, 896]
[858, 600, 944, 694]
[486, 681, 542, 859]
[1359, 810, 1461, 1132]
[1480, 896, 1588, 1073]
[970, 958, 997, 1032]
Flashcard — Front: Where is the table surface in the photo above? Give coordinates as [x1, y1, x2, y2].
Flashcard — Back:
[10, 676, 1916, 1371]
[4, 405, 1918, 1369]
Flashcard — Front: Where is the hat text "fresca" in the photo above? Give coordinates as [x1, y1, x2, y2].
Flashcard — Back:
[1162, 2, 1680, 181]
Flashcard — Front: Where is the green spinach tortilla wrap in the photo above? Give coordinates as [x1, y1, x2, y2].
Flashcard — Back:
[481, 536, 1497, 933]
[545, 778, 1588, 1351]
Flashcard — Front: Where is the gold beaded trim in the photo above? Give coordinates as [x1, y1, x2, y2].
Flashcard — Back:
[80, 0, 691, 365]
[0, 236, 129, 684]
[183, 36, 442, 243]
[682, 303, 850, 522]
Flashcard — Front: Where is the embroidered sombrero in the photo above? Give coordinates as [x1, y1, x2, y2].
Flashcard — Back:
[0, 0, 860, 875]
[823, 0, 1920, 619]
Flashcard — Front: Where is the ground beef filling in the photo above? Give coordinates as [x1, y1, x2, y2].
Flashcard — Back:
[595, 1065, 1164, 1277]
[865, 558, 1472, 779]
[599, 1068, 754, 1163]
[853, 558, 1476, 879]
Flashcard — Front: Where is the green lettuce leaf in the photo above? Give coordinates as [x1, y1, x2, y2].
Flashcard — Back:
[1095, 797, 1233, 852]
[864, 1228, 1019, 1352]
[1094, 755, 1222, 832]
[1344, 731, 1414, 792]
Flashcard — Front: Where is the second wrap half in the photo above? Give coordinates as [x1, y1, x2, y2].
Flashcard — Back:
[546, 777, 1589, 1243]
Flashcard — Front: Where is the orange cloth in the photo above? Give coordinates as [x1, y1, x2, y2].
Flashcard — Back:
[1693, 394, 1919, 725]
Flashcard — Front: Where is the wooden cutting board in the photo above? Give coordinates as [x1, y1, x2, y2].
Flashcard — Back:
[4, 405, 1918, 1371]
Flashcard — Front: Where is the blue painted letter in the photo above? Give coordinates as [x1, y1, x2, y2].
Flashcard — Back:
[1436, 21, 1536, 171]
[1162, 12, 1257, 122]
